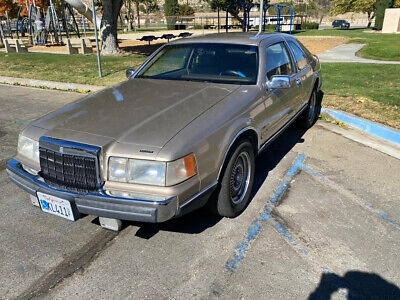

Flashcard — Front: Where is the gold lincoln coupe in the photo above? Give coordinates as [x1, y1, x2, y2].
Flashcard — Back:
[7, 32, 321, 228]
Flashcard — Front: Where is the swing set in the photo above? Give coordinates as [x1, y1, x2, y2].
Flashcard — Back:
[225, 1, 294, 34]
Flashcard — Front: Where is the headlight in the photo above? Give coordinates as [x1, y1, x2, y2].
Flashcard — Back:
[108, 154, 197, 186]
[18, 135, 39, 163]
[108, 157, 128, 182]
[128, 159, 165, 186]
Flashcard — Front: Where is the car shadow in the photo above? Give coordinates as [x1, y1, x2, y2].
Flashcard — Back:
[309, 270, 400, 300]
[251, 125, 307, 199]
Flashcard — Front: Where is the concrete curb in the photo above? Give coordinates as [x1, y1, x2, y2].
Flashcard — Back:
[321, 108, 400, 147]
[0, 76, 105, 93]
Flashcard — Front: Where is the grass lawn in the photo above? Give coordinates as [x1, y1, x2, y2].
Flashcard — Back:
[0, 52, 147, 86]
[0, 41, 399, 128]
[321, 63, 400, 128]
[293, 28, 400, 61]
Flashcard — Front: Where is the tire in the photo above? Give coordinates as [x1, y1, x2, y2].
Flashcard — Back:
[212, 139, 255, 218]
[297, 88, 320, 129]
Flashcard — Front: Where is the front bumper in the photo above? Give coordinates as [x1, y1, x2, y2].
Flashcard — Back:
[6, 158, 179, 223]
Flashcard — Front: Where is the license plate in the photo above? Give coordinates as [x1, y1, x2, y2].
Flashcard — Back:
[37, 192, 75, 221]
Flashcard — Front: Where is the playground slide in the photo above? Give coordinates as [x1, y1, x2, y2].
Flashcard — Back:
[64, 0, 101, 30]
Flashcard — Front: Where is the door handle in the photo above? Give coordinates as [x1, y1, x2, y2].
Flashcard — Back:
[296, 78, 302, 86]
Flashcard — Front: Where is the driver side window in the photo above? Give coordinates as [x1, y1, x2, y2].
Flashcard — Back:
[265, 42, 294, 80]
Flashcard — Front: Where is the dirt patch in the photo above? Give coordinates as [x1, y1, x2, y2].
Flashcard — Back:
[28, 44, 67, 54]
[26, 36, 349, 56]
[27, 39, 165, 56]
[297, 36, 350, 54]
[323, 94, 400, 129]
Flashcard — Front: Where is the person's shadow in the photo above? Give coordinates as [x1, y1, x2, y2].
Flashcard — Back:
[309, 270, 400, 300]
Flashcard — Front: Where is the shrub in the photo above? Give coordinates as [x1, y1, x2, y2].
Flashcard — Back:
[254, 24, 279, 31]
[301, 22, 319, 30]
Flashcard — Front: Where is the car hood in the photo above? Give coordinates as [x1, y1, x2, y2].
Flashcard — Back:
[32, 79, 238, 148]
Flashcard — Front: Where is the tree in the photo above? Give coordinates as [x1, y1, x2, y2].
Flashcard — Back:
[331, 0, 376, 28]
[179, 4, 195, 16]
[101, 0, 124, 55]
[395, 0, 400, 7]
[207, 0, 253, 26]
[139, 0, 159, 26]
[164, 0, 179, 29]
[313, 0, 334, 24]
[375, 0, 394, 29]
[0, 0, 18, 18]
[125, 0, 133, 30]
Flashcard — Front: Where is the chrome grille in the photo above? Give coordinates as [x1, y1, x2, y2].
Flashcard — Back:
[39, 139, 100, 193]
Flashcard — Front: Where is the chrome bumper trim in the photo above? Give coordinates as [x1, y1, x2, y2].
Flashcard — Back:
[6, 158, 178, 223]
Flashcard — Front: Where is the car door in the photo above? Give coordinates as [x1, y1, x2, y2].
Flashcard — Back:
[259, 41, 298, 143]
[286, 39, 314, 111]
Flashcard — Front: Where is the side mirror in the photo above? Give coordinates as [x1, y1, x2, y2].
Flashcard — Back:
[126, 68, 136, 79]
[266, 75, 290, 91]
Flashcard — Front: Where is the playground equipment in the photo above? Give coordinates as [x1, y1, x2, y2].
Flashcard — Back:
[0, 12, 13, 46]
[224, 1, 294, 34]
[263, 4, 293, 34]
[1, 0, 95, 47]
[64, 0, 100, 30]
[225, 1, 253, 32]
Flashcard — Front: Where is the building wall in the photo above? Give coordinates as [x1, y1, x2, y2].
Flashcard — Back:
[382, 8, 400, 33]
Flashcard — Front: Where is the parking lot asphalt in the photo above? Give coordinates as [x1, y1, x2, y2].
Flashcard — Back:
[1, 85, 399, 299]
[0, 84, 82, 169]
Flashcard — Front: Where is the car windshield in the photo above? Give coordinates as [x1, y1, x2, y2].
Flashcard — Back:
[136, 43, 259, 85]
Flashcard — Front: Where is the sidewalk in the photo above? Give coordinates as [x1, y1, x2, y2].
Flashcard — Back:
[317, 44, 400, 64]
[0, 76, 105, 93]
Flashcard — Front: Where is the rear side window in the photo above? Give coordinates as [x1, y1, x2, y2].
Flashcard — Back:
[287, 40, 308, 70]
[265, 42, 294, 80]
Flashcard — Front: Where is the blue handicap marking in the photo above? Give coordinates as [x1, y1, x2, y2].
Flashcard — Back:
[40, 199, 49, 210]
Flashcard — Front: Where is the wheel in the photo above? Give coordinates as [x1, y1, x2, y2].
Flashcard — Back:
[212, 139, 255, 218]
[297, 88, 320, 129]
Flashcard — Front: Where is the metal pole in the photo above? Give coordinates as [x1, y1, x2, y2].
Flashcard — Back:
[0, 19, 5, 45]
[217, 7, 220, 33]
[92, 0, 102, 78]
[258, 0, 264, 35]
[82, 15, 86, 36]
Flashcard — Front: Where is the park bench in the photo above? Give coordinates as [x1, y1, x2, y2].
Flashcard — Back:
[15, 39, 28, 53]
[66, 38, 79, 54]
[137, 35, 158, 45]
[81, 38, 93, 54]
[4, 39, 16, 53]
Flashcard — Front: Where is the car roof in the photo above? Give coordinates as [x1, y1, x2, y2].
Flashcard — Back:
[170, 32, 291, 46]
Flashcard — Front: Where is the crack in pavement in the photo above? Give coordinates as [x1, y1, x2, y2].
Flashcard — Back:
[17, 229, 119, 300]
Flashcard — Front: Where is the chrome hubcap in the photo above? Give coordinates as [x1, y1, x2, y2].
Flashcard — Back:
[229, 152, 251, 204]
